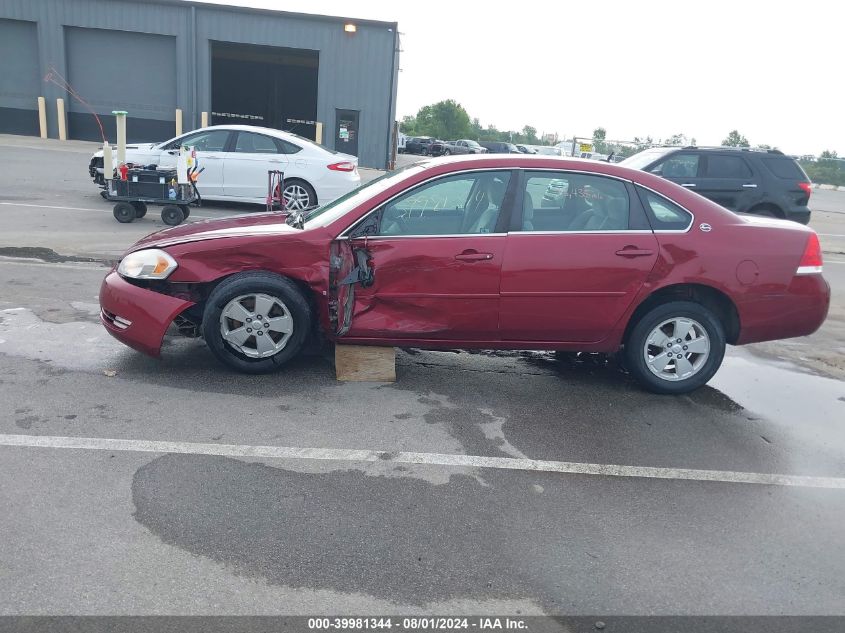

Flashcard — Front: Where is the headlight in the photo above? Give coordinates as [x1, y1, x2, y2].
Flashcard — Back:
[117, 249, 178, 280]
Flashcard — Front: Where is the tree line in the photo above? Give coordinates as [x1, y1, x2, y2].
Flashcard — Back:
[400, 100, 843, 185]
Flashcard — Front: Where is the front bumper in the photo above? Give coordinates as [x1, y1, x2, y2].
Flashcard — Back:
[99, 272, 195, 357]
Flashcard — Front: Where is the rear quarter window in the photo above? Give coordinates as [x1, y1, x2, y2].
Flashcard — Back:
[637, 188, 693, 231]
[763, 157, 807, 180]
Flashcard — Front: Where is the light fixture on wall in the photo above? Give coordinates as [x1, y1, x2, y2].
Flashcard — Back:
[344, 23, 357, 33]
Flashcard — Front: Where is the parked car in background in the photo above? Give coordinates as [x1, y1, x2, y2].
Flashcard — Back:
[516, 145, 537, 154]
[621, 146, 813, 223]
[479, 141, 521, 154]
[88, 124, 359, 210]
[405, 136, 436, 155]
[427, 140, 449, 157]
[442, 140, 487, 155]
[535, 146, 563, 156]
[100, 154, 829, 395]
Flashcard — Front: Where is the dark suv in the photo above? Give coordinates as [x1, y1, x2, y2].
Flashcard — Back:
[620, 147, 813, 223]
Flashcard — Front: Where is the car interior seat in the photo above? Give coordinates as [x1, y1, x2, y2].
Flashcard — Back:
[466, 177, 507, 233]
[521, 194, 535, 231]
[600, 196, 628, 230]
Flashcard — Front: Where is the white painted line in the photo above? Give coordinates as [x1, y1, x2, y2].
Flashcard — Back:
[1, 433, 843, 490]
[0, 258, 107, 271]
[0, 201, 104, 212]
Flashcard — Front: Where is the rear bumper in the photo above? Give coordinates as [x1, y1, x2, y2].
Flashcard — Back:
[736, 274, 830, 344]
[99, 272, 195, 357]
[785, 208, 811, 225]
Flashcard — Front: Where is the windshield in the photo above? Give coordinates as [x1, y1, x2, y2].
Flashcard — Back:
[466, 140, 482, 148]
[620, 147, 673, 170]
[302, 163, 426, 228]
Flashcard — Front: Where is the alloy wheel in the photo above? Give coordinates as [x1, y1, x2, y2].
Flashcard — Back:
[642, 317, 710, 382]
[219, 293, 294, 358]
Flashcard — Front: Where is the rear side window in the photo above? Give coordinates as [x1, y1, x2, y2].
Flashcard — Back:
[637, 188, 693, 231]
[763, 157, 806, 180]
[706, 155, 752, 178]
[652, 154, 700, 178]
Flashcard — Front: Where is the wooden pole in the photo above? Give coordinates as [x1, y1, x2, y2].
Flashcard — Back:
[200, 111, 208, 128]
[315, 121, 323, 144]
[175, 108, 183, 136]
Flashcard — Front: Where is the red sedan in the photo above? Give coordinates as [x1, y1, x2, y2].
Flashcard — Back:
[100, 155, 829, 394]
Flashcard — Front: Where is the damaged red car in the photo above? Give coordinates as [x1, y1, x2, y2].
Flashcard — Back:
[100, 155, 829, 394]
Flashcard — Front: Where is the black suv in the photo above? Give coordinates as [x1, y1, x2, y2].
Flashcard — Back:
[620, 147, 813, 223]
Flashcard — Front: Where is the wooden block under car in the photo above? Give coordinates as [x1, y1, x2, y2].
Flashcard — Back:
[335, 344, 396, 382]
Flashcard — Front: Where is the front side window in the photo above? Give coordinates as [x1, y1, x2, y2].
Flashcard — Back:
[706, 155, 752, 178]
[234, 132, 280, 154]
[638, 188, 693, 231]
[519, 171, 630, 232]
[652, 153, 700, 178]
[363, 171, 512, 237]
[166, 130, 229, 152]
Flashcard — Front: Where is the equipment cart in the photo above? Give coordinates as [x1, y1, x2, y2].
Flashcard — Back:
[104, 168, 201, 226]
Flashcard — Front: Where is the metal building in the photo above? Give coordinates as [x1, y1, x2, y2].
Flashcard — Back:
[0, 0, 400, 168]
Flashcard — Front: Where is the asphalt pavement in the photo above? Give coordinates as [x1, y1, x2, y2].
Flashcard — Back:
[1, 135, 844, 619]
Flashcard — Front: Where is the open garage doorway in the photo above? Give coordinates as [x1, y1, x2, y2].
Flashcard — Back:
[211, 41, 318, 140]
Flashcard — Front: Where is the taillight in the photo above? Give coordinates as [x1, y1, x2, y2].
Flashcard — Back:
[798, 182, 812, 197]
[328, 161, 356, 172]
[796, 232, 823, 275]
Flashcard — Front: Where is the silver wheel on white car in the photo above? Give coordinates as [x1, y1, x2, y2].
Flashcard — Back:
[219, 293, 294, 359]
[283, 182, 316, 210]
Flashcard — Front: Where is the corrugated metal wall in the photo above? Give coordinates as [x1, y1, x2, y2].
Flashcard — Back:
[0, 0, 399, 168]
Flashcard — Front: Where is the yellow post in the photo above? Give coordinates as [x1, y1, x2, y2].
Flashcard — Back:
[175, 108, 183, 136]
[37, 97, 47, 138]
[315, 121, 323, 144]
[56, 98, 67, 140]
[201, 111, 208, 128]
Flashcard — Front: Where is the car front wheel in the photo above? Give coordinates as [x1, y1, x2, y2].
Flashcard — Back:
[202, 272, 311, 373]
[624, 301, 726, 394]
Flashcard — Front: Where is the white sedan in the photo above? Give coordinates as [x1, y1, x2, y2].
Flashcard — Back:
[88, 124, 360, 210]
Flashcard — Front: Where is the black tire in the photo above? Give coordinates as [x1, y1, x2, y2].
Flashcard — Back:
[161, 204, 185, 226]
[113, 202, 135, 223]
[131, 201, 148, 218]
[443, 149, 451, 156]
[202, 272, 312, 374]
[179, 205, 190, 218]
[283, 179, 317, 211]
[624, 300, 726, 395]
[749, 204, 780, 219]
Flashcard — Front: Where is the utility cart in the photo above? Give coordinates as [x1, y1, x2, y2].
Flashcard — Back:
[104, 168, 201, 226]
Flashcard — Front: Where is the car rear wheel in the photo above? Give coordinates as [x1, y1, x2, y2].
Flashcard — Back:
[443, 149, 451, 156]
[624, 301, 725, 394]
[283, 180, 317, 211]
[202, 272, 311, 374]
[749, 204, 781, 219]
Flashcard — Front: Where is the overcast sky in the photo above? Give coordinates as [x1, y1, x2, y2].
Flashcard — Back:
[196, 0, 842, 156]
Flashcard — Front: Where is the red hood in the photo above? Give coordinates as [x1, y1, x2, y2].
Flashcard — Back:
[127, 212, 299, 253]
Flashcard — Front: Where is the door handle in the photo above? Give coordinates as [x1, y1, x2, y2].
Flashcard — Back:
[615, 247, 654, 258]
[680, 183, 696, 187]
[742, 183, 758, 188]
[455, 250, 494, 262]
